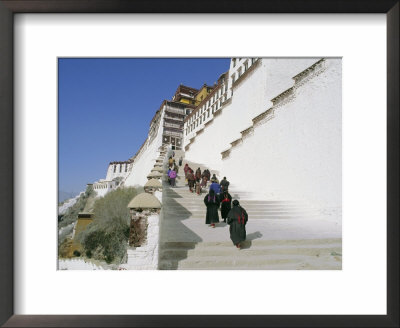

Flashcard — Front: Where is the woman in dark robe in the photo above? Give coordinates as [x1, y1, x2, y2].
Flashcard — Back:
[220, 190, 232, 223]
[204, 189, 220, 228]
[227, 200, 248, 249]
[187, 169, 195, 192]
[195, 167, 202, 182]
[204, 169, 211, 181]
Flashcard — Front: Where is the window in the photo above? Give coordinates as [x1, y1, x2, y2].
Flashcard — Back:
[207, 109, 210, 117]
[244, 60, 248, 71]
[252, 58, 256, 64]
[231, 74, 236, 83]
[238, 67, 242, 78]
[232, 58, 236, 67]
[113, 165, 116, 173]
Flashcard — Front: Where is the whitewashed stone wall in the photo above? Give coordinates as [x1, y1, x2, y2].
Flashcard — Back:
[92, 179, 118, 198]
[184, 58, 268, 170]
[184, 58, 341, 209]
[124, 110, 165, 187]
[105, 162, 131, 181]
[123, 214, 160, 270]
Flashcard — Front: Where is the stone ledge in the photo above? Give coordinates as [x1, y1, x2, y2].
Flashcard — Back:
[221, 97, 232, 107]
[293, 58, 325, 84]
[204, 118, 214, 127]
[271, 87, 294, 107]
[221, 149, 231, 159]
[252, 108, 274, 126]
[196, 127, 205, 135]
[213, 108, 223, 117]
[241, 126, 254, 138]
[230, 138, 242, 148]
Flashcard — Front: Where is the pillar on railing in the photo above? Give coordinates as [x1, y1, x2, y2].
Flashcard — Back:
[147, 171, 162, 180]
[152, 166, 164, 173]
[144, 178, 162, 194]
[127, 193, 161, 247]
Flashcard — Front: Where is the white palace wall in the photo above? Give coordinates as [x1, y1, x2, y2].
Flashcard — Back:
[184, 58, 319, 171]
[124, 109, 165, 187]
[185, 58, 341, 209]
[105, 162, 131, 181]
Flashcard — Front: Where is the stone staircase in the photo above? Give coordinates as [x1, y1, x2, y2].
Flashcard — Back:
[158, 150, 342, 270]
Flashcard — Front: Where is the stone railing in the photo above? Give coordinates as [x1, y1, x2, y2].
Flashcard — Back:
[122, 150, 166, 270]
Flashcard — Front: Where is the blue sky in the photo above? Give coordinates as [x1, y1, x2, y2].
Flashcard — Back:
[59, 58, 230, 195]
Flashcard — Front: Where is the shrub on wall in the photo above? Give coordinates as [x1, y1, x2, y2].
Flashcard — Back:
[78, 187, 141, 264]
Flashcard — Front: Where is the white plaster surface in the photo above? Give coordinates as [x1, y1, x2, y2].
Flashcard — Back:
[92, 179, 118, 198]
[105, 163, 131, 181]
[124, 110, 165, 187]
[185, 58, 341, 209]
[58, 259, 105, 270]
[123, 214, 160, 270]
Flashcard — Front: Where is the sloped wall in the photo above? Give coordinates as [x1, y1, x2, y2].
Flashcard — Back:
[124, 110, 165, 187]
[184, 58, 319, 171]
[185, 58, 341, 208]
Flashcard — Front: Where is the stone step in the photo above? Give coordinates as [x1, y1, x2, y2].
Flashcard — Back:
[160, 245, 341, 260]
[162, 211, 320, 217]
[162, 207, 319, 213]
[162, 206, 319, 212]
[162, 198, 310, 205]
[163, 208, 318, 213]
[161, 263, 341, 270]
[163, 191, 305, 200]
[162, 215, 321, 220]
[160, 238, 341, 249]
[159, 253, 341, 270]
[159, 153, 341, 270]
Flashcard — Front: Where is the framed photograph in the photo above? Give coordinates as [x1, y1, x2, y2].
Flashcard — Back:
[0, 0, 398, 327]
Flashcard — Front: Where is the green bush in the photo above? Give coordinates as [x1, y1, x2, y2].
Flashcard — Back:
[78, 187, 140, 264]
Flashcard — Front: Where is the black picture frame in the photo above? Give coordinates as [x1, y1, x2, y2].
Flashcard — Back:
[0, 1, 398, 327]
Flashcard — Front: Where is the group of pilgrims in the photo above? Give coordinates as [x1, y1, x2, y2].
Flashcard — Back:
[167, 154, 249, 250]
